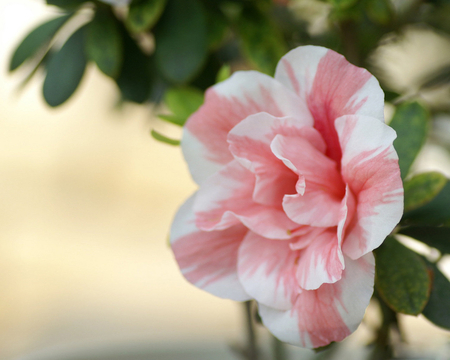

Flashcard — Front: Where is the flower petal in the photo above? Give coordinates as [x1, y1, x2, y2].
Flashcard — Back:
[170, 194, 250, 301]
[237, 232, 301, 311]
[182, 71, 304, 185]
[275, 46, 384, 164]
[270, 134, 345, 227]
[194, 160, 300, 239]
[258, 253, 375, 348]
[228, 113, 310, 206]
[336, 115, 403, 259]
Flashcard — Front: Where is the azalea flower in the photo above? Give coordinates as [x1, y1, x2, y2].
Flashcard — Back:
[170, 45, 403, 348]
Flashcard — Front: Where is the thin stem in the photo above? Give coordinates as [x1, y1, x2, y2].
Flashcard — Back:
[243, 300, 259, 360]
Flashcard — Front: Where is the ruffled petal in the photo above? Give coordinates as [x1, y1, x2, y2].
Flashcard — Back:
[182, 71, 305, 185]
[194, 160, 299, 239]
[336, 115, 403, 259]
[270, 134, 345, 227]
[237, 232, 301, 311]
[258, 253, 375, 348]
[274, 46, 384, 164]
[170, 194, 250, 301]
[228, 113, 310, 206]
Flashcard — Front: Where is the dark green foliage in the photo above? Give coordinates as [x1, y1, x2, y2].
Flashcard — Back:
[46, 0, 85, 10]
[389, 102, 429, 179]
[126, 0, 167, 33]
[422, 262, 450, 329]
[399, 227, 450, 254]
[86, 8, 123, 78]
[374, 236, 431, 315]
[9, 14, 71, 71]
[43, 25, 87, 107]
[403, 172, 448, 212]
[154, 0, 208, 83]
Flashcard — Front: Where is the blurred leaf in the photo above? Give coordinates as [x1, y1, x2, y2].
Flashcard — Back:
[115, 27, 152, 103]
[46, 0, 85, 9]
[365, 0, 393, 25]
[216, 64, 231, 83]
[43, 25, 87, 107]
[160, 86, 204, 126]
[419, 65, 450, 90]
[151, 129, 180, 145]
[9, 14, 71, 71]
[328, 0, 359, 9]
[403, 172, 448, 212]
[374, 236, 431, 315]
[389, 102, 429, 179]
[158, 114, 185, 126]
[383, 89, 400, 103]
[85, 8, 123, 78]
[399, 227, 450, 254]
[236, 6, 287, 74]
[422, 262, 450, 329]
[154, 0, 208, 83]
[126, 0, 167, 33]
[206, 8, 228, 49]
[402, 181, 450, 226]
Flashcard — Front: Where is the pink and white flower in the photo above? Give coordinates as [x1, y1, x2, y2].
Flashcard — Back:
[170, 46, 403, 348]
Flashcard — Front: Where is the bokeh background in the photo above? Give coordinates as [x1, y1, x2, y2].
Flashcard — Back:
[2, 1, 450, 359]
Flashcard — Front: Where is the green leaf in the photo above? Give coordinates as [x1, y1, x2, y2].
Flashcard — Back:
[157, 114, 185, 126]
[9, 14, 71, 71]
[154, 0, 208, 83]
[403, 172, 448, 213]
[126, 0, 167, 33]
[389, 102, 429, 180]
[216, 64, 231, 83]
[236, 6, 287, 75]
[46, 0, 85, 9]
[85, 9, 123, 78]
[422, 262, 450, 329]
[328, 0, 359, 9]
[402, 181, 450, 226]
[115, 26, 152, 103]
[206, 8, 228, 49]
[399, 227, 450, 254]
[374, 236, 431, 315]
[164, 86, 203, 121]
[43, 25, 87, 107]
[151, 129, 180, 145]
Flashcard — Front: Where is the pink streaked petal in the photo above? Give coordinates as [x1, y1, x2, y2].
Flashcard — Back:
[258, 253, 375, 348]
[194, 160, 299, 239]
[296, 229, 344, 290]
[336, 115, 403, 259]
[183, 71, 305, 185]
[275, 46, 384, 164]
[170, 194, 250, 301]
[271, 134, 345, 227]
[228, 113, 308, 206]
[237, 232, 301, 310]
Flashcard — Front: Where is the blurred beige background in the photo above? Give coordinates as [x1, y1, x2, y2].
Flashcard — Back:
[1, 1, 450, 360]
[0, 1, 244, 359]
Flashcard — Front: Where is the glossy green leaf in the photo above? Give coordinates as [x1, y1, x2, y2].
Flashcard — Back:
[9, 14, 71, 71]
[389, 102, 429, 180]
[115, 27, 152, 103]
[236, 7, 287, 75]
[43, 25, 87, 107]
[403, 172, 448, 213]
[422, 262, 450, 329]
[46, 0, 85, 9]
[126, 0, 167, 33]
[85, 9, 123, 78]
[399, 226, 450, 254]
[164, 87, 203, 121]
[374, 236, 431, 315]
[151, 129, 180, 145]
[154, 0, 208, 83]
[402, 181, 450, 226]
